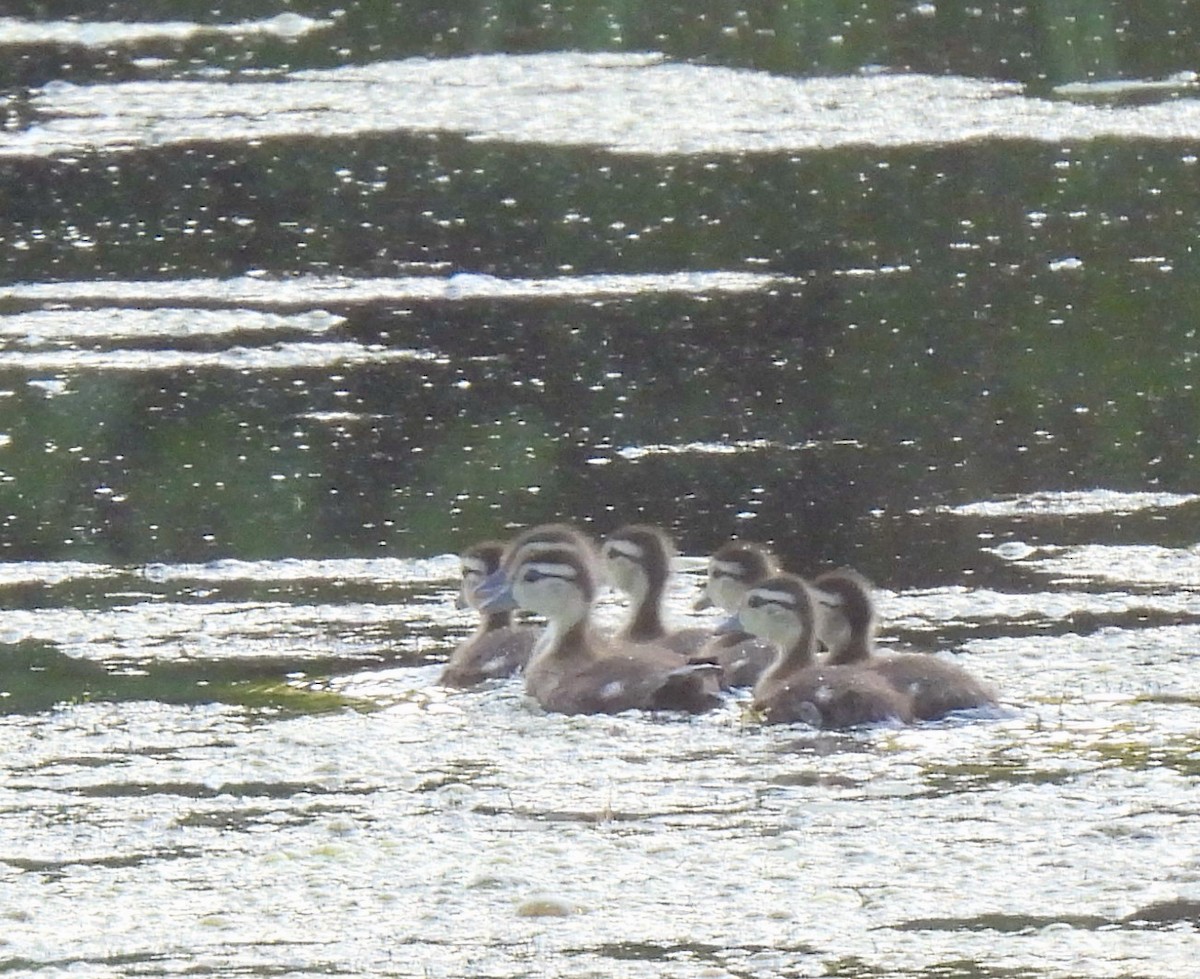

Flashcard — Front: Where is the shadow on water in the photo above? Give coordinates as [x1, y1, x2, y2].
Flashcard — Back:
[0, 945, 331, 978]
[571, 939, 818, 969]
[827, 958, 1048, 979]
[2, 128, 1200, 575]
[895, 901, 1200, 933]
[0, 641, 380, 715]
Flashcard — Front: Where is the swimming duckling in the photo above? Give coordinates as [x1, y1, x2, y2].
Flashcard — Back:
[481, 543, 721, 716]
[814, 568, 997, 720]
[691, 541, 780, 688]
[602, 523, 712, 657]
[735, 573, 913, 728]
[439, 540, 537, 687]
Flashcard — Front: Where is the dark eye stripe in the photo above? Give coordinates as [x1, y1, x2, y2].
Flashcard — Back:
[521, 563, 579, 584]
[747, 590, 797, 609]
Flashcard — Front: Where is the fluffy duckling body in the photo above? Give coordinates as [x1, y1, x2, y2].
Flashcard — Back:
[440, 541, 536, 687]
[738, 573, 912, 728]
[602, 524, 712, 657]
[484, 544, 721, 716]
[691, 541, 780, 688]
[815, 569, 997, 720]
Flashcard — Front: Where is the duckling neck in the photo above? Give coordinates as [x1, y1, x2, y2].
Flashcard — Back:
[757, 630, 817, 689]
[481, 610, 513, 633]
[534, 615, 601, 665]
[622, 576, 667, 642]
[825, 632, 873, 666]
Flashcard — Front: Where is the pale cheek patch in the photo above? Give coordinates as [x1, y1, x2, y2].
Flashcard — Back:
[461, 558, 488, 577]
[709, 578, 745, 613]
[739, 609, 775, 641]
[606, 556, 642, 592]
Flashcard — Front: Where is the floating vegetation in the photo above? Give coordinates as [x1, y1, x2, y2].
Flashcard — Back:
[1089, 738, 1200, 776]
[210, 679, 377, 715]
[920, 759, 1083, 794]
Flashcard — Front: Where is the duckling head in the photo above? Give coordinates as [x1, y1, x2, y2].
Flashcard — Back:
[811, 567, 877, 639]
[457, 540, 505, 611]
[508, 545, 598, 627]
[601, 523, 672, 605]
[699, 541, 778, 613]
[737, 573, 817, 654]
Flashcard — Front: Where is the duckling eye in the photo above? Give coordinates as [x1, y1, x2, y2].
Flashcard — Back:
[747, 595, 766, 609]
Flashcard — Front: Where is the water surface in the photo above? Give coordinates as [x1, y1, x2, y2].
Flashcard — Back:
[1, 3, 1198, 976]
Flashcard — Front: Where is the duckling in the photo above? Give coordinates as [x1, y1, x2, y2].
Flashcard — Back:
[439, 540, 537, 687]
[690, 541, 780, 688]
[814, 568, 997, 720]
[602, 524, 712, 657]
[735, 573, 913, 728]
[481, 543, 721, 716]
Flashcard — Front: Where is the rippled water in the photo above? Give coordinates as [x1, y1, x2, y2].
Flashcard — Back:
[3, 495, 1199, 976]
[3, 2, 1200, 976]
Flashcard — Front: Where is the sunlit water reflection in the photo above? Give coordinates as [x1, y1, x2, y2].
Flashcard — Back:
[3, 6, 1200, 976]
[1, 532, 1198, 977]
[8, 53, 1200, 159]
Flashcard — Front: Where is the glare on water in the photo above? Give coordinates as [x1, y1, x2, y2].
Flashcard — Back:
[2, 2, 1200, 976]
